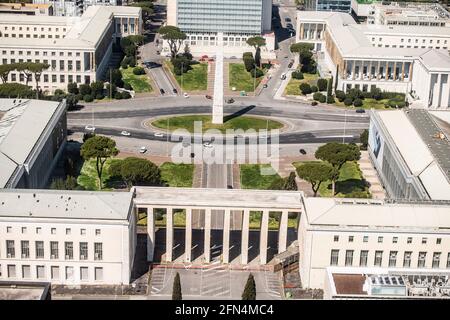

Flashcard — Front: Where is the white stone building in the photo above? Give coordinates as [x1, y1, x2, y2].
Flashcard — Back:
[0, 189, 136, 285]
[0, 6, 142, 93]
[164, 0, 276, 59]
[296, 11, 450, 109]
[32, 0, 121, 17]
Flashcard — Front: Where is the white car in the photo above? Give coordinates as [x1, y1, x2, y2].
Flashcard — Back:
[203, 142, 213, 148]
[154, 132, 164, 138]
[121, 131, 131, 136]
[139, 146, 147, 153]
[85, 125, 96, 131]
[183, 92, 189, 98]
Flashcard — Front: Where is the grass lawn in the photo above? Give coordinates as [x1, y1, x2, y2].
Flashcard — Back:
[284, 73, 319, 96]
[160, 162, 194, 187]
[77, 158, 123, 191]
[229, 63, 266, 92]
[293, 160, 371, 198]
[151, 115, 283, 133]
[120, 67, 153, 93]
[335, 98, 390, 110]
[167, 61, 208, 91]
[240, 164, 282, 190]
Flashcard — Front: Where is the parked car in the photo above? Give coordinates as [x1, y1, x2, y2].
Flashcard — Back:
[173, 88, 178, 94]
[121, 131, 131, 136]
[285, 17, 291, 22]
[226, 98, 235, 103]
[85, 125, 95, 131]
[154, 132, 164, 138]
[288, 62, 294, 68]
[263, 84, 268, 88]
[356, 109, 366, 113]
[299, 149, 307, 155]
[281, 73, 287, 80]
[139, 146, 147, 153]
[205, 95, 212, 99]
[183, 92, 189, 98]
[160, 88, 165, 95]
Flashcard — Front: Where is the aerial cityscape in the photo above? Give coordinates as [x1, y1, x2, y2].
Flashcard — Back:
[0, 0, 450, 305]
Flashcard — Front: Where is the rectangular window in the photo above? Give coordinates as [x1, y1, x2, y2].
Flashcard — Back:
[51, 266, 60, 280]
[80, 242, 88, 260]
[374, 251, 383, 266]
[407, 237, 412, 244]
[76, 61, 81, 71]
[422, 238, 427, 244]
[6, 240, 15, 258]
[330, 250, 339, 266]
[35, 241, 44, 259]
[52, 75, 57, 83]
[447, 253, 450, 268]
[437, 238, 442, 245]
[21, 227, 27, 234]
[36, 265, 45, 279]
[22, 265, 31, 279]
[7, 265, 16, 278]
[95, 229, 101, 236]
[378, 236, 383, 243]
[80, 267, 89, 281]
[389, 251, 397, 267]
[392, 237, 398, 244]
[65, 266, 74, 280]
[21, 241, 30, 258]
[345, 250, 354, 266]
[36, 227, 41, 234]
[50, 241, 58, 259]
[51, 228, 56, 235]
[81, 229, 86, 235]
[363, 236, 368, 243]
[432, 252, 441, 269]
[403, 252, 412, 267]
[348, 236, 354, 242]
[60, 75, 65, 83]
[418, 252, 426, 268]
[360, 250, 368, 267]
[95, 267, 103, 281]
[333, 235, 339, 242]
[66, 228, 71, 235]
[59, 60, 64, 71]
[94, 243, 103, 261]
[65, 242, 73, 260]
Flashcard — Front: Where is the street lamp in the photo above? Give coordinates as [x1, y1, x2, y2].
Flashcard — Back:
[342, 110, 347, 144]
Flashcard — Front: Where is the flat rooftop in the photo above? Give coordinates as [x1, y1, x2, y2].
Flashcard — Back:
[0, 282, 50, 300]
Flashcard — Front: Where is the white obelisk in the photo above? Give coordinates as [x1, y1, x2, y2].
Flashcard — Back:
[212, 50, 224, 124]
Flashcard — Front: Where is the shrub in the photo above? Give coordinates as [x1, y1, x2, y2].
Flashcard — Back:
[133, 66, 145, 75]
[120, 60, 129, 69]
[292, 71, 304, 80]
[317, 78, 328, 91]
[129, 57, 136, 68]
[90, 81, 104, 96]
[75, 93, 84, 101]
[335, 90, 346, 102]
[67, 82, 79, 94]
[105, 84, 117, 97]
[123, 82, 132, 90]
[83, 94, 94, 102]
[353, 98, 363, 107]
[250, 68, 264, 78]
[327, 95, 335, 104]
[122, 91, 132, 99]
[343, 97, 353, 106]
[114, 92, 123, 99]
[311, 101, 318, 106]
[95, 93, 105, 100]
[347, 88, 364, 100]
[319, 94, 326, 103]
[299, 83, 312, 95]
[313, 92, 324, 101]
[311, 85, 318, 93]
[54, 89, 65, 96]
[79, 84, 91, 96]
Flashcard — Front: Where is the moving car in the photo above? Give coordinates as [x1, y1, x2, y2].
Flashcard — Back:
[356, 109, 366, 113]
[173, 88, 178, 94]
[226, 98, 235, 103]
[263, 84, 268, 88]
[183, 92, 189, 98]
[121, 131, 131, 136]
[160, 88, 165, 95]
[205, 95, 212, 99]
[288, 62, 294, 68]
[154, 132, 164, 137]
[85, 125, 95, 131]
[281, 73, 287, 80]
[299, 149, 307, 155]
[139, 146, 147, 153]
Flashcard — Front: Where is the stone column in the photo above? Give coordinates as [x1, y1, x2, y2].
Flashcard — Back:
[223, 209, 231, 263]
[401, 62, 405, 81]
[241, 209, 250, 265]
[278, 211, 289, 254]
[204, 209, 212, 263]
[300, 23, 304, 40]
[315, 23, 319, 40]
[166, 208, 173, 262]
[377, 61, 381, 80]
[185, 208, 193, 262]
[393, 62, 397, 81]
[260, 210, 269, 265]
[409, 63, 413, 81]
[147, 207, 155, 261]
[351, 60, 356, 80]
[385, 61, 389, 79]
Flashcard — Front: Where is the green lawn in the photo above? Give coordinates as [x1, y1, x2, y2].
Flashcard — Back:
[167, 61, 208, 91]
[240, 164, 282, 190]
[229, 63, 266, 92]
[293, 160, 371, 198]
[284, 73, 319, 96]
[151, 115, 283, 133]
[120, 67, 153, 93]
[77, 158, 123, 191]
[160, 162, 194, 187]
[335, 98, 390, 110]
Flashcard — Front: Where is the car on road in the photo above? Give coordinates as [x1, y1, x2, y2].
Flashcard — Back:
[173, 88, 178, 94]
[190, 152, 195, 158]
[85, 125, 95, 131]
[121, 130, 131, 136]
[263, 84, 268, 88]
[281, 73, 287, 80]
[288, 62, 294, 68]
[226, 98, 235, 103]
[139, 146, 147, 153]
[285, 17, 291, 22]
[154, 132, 164, 138]
[205, 95, 212, 99]
[356, 109, 366, 113]
[203, 142, 213, 148]
[160, 88, 165, 95]
[299, 149, 307, 155]
[183, 92, 189, 98]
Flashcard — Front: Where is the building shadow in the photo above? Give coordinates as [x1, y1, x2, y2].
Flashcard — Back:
[229, 230, 242, 262]
[130, 233, 150, 282]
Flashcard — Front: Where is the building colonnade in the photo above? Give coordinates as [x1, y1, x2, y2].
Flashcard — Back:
[343, 60, 413, 82]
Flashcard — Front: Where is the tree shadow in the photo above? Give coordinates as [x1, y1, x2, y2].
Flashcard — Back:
[223, 105, 256, 123]
[335, 178, 369, 195]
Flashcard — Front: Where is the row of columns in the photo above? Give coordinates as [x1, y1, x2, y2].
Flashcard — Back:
[299, 23, 326, 41]
[143, 207, 290, 265]
[344, 60, 413, 82]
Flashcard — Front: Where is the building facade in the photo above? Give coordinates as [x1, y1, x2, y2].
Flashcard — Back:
[0, 99, 67, 189]
[0, 189, 136, 285]
[296, 11, 450, 109]
[32, 0, 121, 17]
[305, 0, 352, 13]
[164, 0, 275, 59]
[0, 6, 142, 93]
[0, 3, 53, 16]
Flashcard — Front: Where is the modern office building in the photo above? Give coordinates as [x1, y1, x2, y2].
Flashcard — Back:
[299, 197, 450, 289]
[32, 0, 121, 17]
[0, 99, 67, 189]
[0, 3, 53, 16]
[296, 11, 450, 109]
[324, 267, 450, 299]
[0, 6, 142, 93]
[0, 189, 136, 285]
[305, 0, 352, 13]
[368, 109, 450, 201]
[165, 0, 275, 58]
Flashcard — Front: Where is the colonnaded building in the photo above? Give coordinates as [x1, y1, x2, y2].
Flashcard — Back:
[295, 10, 450, 109]
[164, 0, 276, 59]
[0, 5, 142, 93]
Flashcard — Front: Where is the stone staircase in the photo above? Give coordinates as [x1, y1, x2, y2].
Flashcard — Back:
[100, 51, 123, 80]
[206, 62, 215, 95]
[358, 151, 386, 200]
